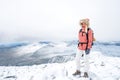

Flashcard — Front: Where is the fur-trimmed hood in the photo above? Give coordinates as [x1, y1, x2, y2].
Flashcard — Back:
[80, 18, 89, 27]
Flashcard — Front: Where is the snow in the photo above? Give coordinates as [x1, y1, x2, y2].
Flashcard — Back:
[0, 51, 120, 80]
[0, 41, 120, 79]
[15, 43, 45, 56]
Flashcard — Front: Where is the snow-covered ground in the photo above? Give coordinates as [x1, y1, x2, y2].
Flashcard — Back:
[0, 41, 120, 80]
[0, 51, 120, 80]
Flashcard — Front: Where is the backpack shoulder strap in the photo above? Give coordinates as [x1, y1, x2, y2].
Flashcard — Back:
[79, 29, 82, 33]
[87, 27, 91, 31]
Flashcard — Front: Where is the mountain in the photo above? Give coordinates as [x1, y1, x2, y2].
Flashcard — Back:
[0, 41, 120, 66]
[0, 41, 120, 80]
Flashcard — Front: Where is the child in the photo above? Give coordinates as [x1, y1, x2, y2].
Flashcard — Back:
[73, 18, 94, 78]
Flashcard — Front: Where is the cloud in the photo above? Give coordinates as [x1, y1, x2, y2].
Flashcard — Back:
[0, 0, 120, 42]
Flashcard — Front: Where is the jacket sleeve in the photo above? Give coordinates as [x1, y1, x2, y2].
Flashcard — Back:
[87, 29, 93, 49]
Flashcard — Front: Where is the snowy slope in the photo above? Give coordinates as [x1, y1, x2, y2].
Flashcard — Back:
[0, 41, 120, 80]
[0, 41, 76, 66]
[0, 51, 120, 80]
[0, 41, 120, 66]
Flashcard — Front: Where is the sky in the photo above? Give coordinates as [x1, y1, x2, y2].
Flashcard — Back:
[0, 0, 120, 42]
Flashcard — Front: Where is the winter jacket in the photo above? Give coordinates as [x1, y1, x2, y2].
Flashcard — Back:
[78, 28, 93, 50]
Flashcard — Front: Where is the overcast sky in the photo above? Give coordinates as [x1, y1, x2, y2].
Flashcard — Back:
[0, 0, 120, 42]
